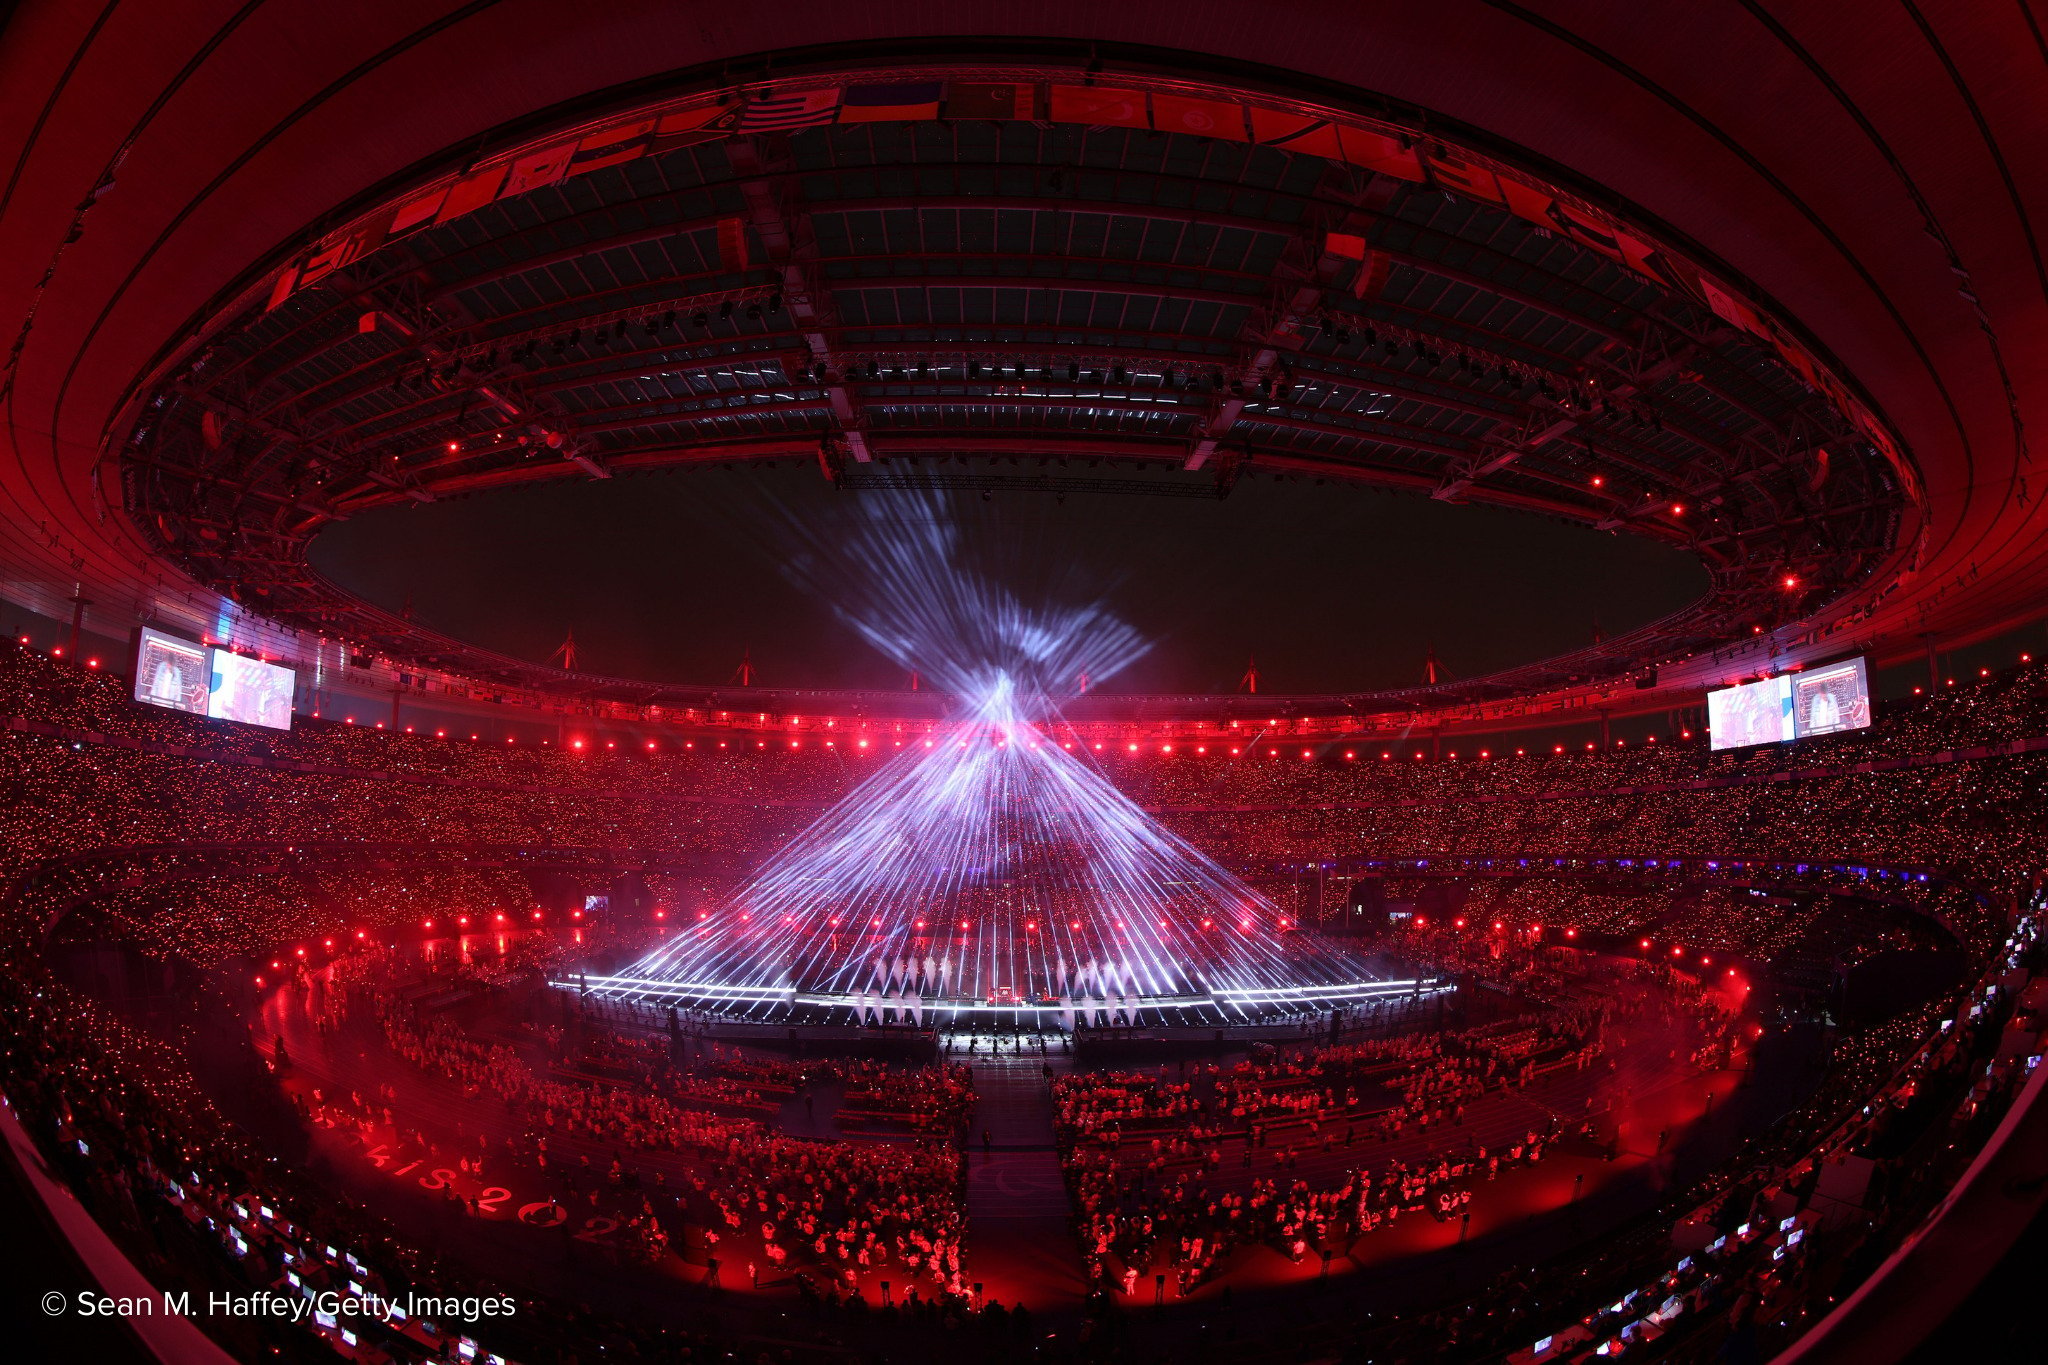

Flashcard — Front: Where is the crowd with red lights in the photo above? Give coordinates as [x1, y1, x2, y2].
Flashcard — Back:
[0, 638, 2045, 1362]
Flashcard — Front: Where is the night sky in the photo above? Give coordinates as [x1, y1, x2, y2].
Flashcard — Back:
[309, 462, 1707, 695]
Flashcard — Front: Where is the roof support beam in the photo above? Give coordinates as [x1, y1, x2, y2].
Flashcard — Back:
[727, 138, 869, 466]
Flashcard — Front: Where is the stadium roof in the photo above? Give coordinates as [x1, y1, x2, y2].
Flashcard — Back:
[2, 10, 2041, 730]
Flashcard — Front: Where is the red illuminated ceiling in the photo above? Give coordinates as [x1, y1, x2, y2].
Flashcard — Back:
[2, 9, 2043, 730]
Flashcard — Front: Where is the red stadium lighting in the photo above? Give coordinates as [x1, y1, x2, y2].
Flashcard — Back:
[1344, 750, 1355, 759]
[655, 910, 666, 919]
[1590, 475, 1604, 487]
[1670, 502, 1684, 515]
[571, 909, 582, 919]
[1197, 745, 1207, 754]
[458, 916, 470, 926]
[323, 939, 333, 948]
[532, 910, 543, 920]
[294, 947, 306, 957]
[1782, 574, 1798, 588]
[354, 930, 366, 939]
[1161, 744, 1172, 753]
[1566, 928, 1578, 938]
[1071, 919, 1082, 930]
[86, 657, 99, 668]
[1455, 918, 1466, 929]
[959, 920, 969, 930]
[1026, 920, 1037, 931]
[647, 741, 657, 749]
[494, 913, 506, 923]
[1479, 749, 1490, 759]
[1304, 749, 1314, 760]
[1639, 938, 1652, 950]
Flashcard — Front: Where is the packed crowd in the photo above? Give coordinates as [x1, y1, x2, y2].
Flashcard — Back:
[0, 639, 2044, 1362]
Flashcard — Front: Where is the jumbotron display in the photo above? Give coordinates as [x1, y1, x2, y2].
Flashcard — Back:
[1707, 656, 1871, 751]
[575, 495, 1411, 1023]
[132, 628, 298, 731]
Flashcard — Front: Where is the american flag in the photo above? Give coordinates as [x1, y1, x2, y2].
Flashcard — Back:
[736, 89, 842, 132]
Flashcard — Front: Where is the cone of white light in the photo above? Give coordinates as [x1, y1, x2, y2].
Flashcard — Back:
[582, 489, 1420, 1021]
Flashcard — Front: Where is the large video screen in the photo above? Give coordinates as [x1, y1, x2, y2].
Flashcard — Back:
[1707, 675, 1792, 750]
[1709, 655, 1872, 750]
[132, 628, 211, 717]
[206, 650, 295, 730]
[1789, 656, 1872, 739]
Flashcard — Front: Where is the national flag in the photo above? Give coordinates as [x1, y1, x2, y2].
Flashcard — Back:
[946, 82, 1036, 121]
[501, 142, 576, 197]
[1336, 125, 1424, 182]
[433, 165, 506, 225]
[735, 89, 841, 132]
[568, 119, 658, 177]
[1249, 108, 1344, 159]
[1048, 84, 1149, 130]
[295, 219, 386, 292]
[1151, 94, 1246, 139]
[388, 186, 449, 237]
[839, 82, 943, 122]
[653, 102, 740, 151]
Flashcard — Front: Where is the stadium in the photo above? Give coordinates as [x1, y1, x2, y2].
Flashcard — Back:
[0, 6, 2044, 1364]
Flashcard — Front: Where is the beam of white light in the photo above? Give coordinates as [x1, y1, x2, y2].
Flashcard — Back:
[592, 489, 1385, 1021]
